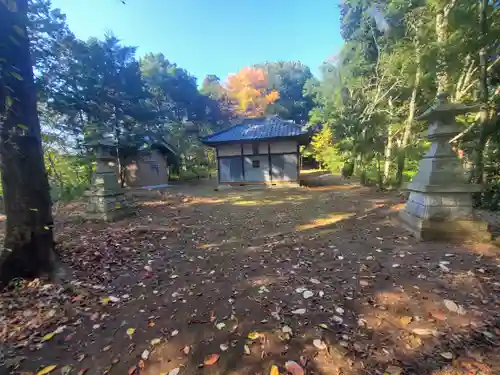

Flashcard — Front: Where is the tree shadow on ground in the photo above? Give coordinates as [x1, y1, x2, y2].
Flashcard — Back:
[2, 178, 500, 375]
[134, 186, 500, 375]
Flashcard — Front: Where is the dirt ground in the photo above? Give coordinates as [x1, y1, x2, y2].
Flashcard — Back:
[1, 173, 500, 375]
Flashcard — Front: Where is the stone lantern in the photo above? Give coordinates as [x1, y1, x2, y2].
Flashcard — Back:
[85, 138, 130, 221]
[399, 93, 490, 241]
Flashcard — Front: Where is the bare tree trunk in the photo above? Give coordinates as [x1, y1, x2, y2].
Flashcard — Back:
[472, 0, 490, 185]
[436, 0, 459, 93]
[0, 0, 57, 285]
[376, 153, 383, 190]
[436, 9, 449, 93]
[396, 53, 421, 185]
[383, 126, 393, 184]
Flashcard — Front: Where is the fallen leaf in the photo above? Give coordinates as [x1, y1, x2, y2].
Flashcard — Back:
[299, 356, 308, 367]
[203, 354, 220, 366]
[220, 343, 229, 351]
[302, 290, 314, 299]
[443, 299, 466, 315]
[60, 365, 72, 375]
[412, 328, 436, 336]
[37, 366, 57, 375]
[168, 368, 180, 375]
[430, 310, 447, 321]
[216, 322, 226, 330]
[440, 352, 453, 360]
[332, 315, 343, 324]
[384, 365, 403, 375]
[282, 325, 292, 334]
[399, 316, 412, 325]
[285, 361, 304, 375]
[101, 297, 110, 305]
[248, 331, 261, 340]
[72, 295, 84, 302]
[439, 264, 450, 272]
[126, 328, 135, 338]
[41, 332, 56, 342]
[291, 308, 306, 315]
[270, 365, 279, 375]
[313, 339, 327, 350]
[151, 338, 161, 346]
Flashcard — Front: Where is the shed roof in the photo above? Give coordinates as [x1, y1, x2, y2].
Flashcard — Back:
[201, 116, 308, 145]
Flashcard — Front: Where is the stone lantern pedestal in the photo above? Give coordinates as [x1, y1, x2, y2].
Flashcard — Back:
[399, 93, 490, 241]
[85, 138, 131, 221]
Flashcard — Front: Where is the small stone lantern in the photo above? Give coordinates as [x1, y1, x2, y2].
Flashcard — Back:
[399, 93, 490, 241]
[85, 138, 130, 221]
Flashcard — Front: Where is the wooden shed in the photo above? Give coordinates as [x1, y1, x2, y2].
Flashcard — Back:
[201, 116, 313, 185]
[120, 142, 177, 188]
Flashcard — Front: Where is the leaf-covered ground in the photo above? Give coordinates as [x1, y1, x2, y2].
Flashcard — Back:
[1, 175, 500, 375]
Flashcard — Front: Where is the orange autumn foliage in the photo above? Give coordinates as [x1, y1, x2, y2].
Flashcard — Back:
[225, 67, 279, 117]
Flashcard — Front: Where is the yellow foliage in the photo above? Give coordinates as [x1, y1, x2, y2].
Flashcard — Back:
[310, 126, 333, 161]
[225, 67, 279, 117]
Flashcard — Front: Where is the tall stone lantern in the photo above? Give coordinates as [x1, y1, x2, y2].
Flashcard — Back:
[399, 93, 490, 241]
[85, 138, 130, 221]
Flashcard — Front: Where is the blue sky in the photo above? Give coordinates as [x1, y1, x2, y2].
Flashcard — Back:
[50, 0, 343, 83]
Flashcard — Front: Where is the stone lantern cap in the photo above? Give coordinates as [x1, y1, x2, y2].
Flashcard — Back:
[416, 93, 480, 121]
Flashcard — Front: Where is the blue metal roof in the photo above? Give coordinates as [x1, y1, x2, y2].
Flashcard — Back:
[201, 116, 307, 144]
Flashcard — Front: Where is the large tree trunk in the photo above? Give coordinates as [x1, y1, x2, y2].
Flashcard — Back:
[0, 0, 57, 285]
[472, 0, 490, 185]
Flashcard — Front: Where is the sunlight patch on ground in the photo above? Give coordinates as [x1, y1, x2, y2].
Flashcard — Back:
[296, 212, 355, 231]
[300, 169, 325, 174]
[185, 197, 225, 205]
[141, 200, 169, 207]
[224, 193, 309, 207]
[467, 242, 500, 257]
[306, 185, 358, 192]
[231, 199, 285, 206]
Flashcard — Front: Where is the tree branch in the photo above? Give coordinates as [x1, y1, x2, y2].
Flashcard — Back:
[443, 0, 459, 17]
